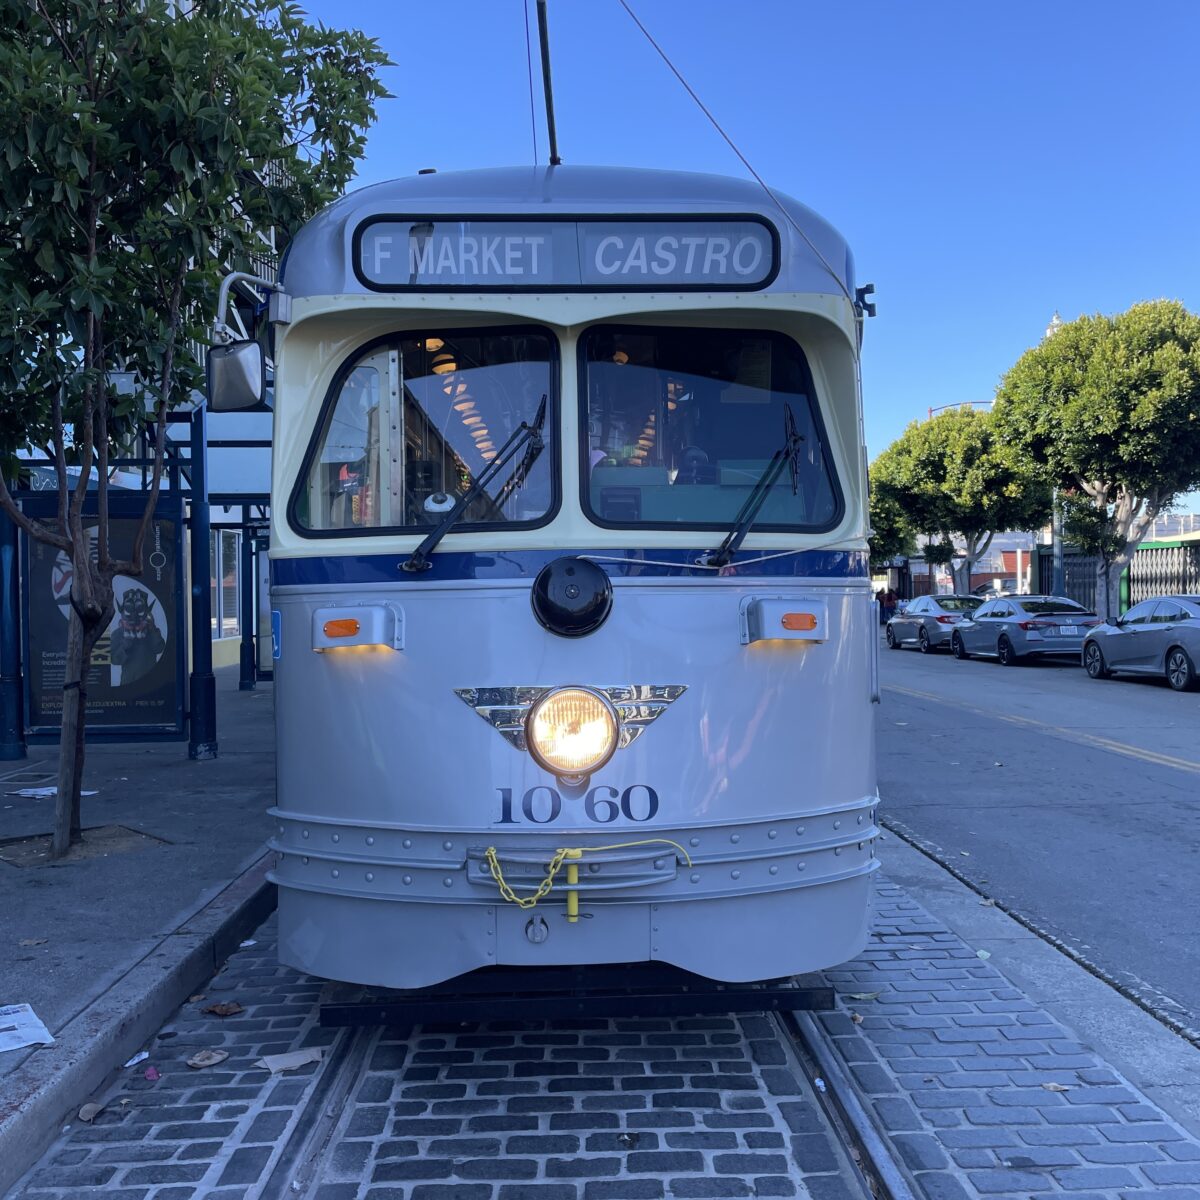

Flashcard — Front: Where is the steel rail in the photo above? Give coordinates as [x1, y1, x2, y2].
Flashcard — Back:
[778, 1009, 920, 1200]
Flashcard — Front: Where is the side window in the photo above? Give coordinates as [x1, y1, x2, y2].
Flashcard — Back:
[991, 603, 1010, 619]
[909, 598, 926, 614]
[975, 602, 993, 618]
[1121, 601, 1158, 626]
[1152, 602, 1183, 623]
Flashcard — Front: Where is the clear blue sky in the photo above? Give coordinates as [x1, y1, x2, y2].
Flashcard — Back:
[301, 0, 1199, 474]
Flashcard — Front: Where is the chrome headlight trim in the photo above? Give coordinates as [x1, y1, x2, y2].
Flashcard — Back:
[453, 684, 687, 755]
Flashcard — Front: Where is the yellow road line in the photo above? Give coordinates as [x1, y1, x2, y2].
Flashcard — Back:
[884, 683, 1200, 777]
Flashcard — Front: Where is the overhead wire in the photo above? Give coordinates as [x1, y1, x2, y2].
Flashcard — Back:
[523, 0, 539, 166]
[614, 0, 856, 313]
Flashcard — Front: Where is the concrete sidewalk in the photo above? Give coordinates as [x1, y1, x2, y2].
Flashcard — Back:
[0, 667, 276, 1189]
[1, 667, 274, 1051]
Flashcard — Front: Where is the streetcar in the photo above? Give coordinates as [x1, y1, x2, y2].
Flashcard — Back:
[208, 165, 880, 989]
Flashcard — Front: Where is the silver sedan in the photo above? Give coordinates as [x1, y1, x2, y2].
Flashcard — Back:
[951, 595, 1100, 665]
[886, 594, 982, 653]
[1081, 595, 1200, 691]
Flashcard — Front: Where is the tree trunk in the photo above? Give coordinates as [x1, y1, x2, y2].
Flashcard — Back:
[53, 610, 85, 858]
[51, 601, 110, 858]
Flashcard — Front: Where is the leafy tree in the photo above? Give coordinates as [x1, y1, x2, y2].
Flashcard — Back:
[868, 484, 916, 568]
[0, 0, 389, 857]
[871, 407, 1050, 593]
[994, 301, 1200, 618]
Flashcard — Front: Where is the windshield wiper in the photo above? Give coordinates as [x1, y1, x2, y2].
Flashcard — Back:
[402, 395, 547, 573]
[701, 404, 805, 569]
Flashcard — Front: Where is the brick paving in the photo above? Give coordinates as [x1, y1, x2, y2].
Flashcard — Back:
[821, 882, 1200, 1199]
[10, 877, 1200, 1200]
[6, 925, 859, 1200]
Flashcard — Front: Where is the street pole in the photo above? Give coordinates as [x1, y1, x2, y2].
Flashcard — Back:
[0, 506, 26, 761]
[188, 404, 218, 760]
[1051, 487, 1064, 595]
[238, 504, 255, 691]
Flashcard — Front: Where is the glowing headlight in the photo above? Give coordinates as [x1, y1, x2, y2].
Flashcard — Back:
[527, 687, 619, 778]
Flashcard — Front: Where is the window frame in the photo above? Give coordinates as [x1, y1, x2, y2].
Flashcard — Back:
[1120, 600, 1158, 626]
[575, 323, 845, 535]
[287, 324, 562, 540]
[1152, 601, 1185, 623]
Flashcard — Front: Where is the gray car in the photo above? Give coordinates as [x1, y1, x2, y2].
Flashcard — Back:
[1081, 595, 1200, 691]
[886, 594, 983, 653]
[951, 595, 1100, 665]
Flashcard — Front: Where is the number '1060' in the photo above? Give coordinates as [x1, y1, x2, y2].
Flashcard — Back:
[497, 785, 660, 825]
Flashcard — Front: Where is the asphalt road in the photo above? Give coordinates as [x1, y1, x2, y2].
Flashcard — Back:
[876, 632, 1200, 1036]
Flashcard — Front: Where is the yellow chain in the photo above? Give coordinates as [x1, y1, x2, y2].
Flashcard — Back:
[484, 845, 570, 909]
[482, 839, 693, 912]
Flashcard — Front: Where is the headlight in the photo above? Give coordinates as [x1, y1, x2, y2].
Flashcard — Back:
[527, 686, 619, 779]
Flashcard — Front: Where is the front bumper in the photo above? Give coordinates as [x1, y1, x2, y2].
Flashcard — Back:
[267, 796, 880, 987]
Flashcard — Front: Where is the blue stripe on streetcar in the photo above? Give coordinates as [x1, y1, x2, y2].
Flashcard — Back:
[271, 548, 869, 587]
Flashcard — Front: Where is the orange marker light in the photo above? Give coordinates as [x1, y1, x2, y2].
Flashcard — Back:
[323, 618, 360, 638]
[781, 612, 817, 632]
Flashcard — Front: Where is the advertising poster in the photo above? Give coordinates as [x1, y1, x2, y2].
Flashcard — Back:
[22, 497, 186, 738]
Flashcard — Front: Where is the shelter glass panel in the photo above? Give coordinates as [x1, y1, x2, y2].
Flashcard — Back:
[579, 326, 841, 531]
[297, 328, 555, 533]
[220, 530, 239, 637]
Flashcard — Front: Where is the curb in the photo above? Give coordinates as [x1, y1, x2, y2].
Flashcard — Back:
[0, 854, 277, 1197]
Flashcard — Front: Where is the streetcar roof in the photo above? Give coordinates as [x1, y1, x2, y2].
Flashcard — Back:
[280, 164, 855, 302]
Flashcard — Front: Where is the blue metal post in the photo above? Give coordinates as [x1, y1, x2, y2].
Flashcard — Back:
[238, 504, 255, 691]
[188, 405, 218, 759]
[0, 506, 26, 760]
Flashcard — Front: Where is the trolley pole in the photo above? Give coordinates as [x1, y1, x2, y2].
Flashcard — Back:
[188, 404, 218, 760]
[238, 504, 256, 691]
[536, 0, 562, 165]
[0, 506, 26, 761]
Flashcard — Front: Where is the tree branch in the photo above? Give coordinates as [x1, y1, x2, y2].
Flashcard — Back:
[31, 0, 83, 72]
[112, 264, 186, 577]
[0, 469, 71, 551]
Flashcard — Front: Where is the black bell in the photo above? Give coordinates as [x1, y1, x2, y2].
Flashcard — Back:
[530, 557, 613, 638]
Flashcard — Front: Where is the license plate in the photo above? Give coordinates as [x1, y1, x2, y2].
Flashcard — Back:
[1059, 625, 1079, 635]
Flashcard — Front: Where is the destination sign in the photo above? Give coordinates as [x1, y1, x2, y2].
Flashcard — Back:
[354, 217, 777, 291]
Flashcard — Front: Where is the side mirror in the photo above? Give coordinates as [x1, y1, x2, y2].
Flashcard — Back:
[207, 341, 266, 412]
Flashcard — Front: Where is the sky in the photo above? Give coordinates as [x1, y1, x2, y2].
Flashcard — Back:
[300, 0, 1200, 489]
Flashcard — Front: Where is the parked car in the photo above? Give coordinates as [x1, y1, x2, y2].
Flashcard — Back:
[972, 579, 1017, 598]
[951, 595, 1100, 664]
[1081, 595, 1200, 691]
[886, 594, 983, 652]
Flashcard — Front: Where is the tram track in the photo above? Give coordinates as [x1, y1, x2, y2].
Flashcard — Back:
[257, 1026, 376, 1200]
[778, 1011, 918, 1200]
[240, 995, 914, 1200]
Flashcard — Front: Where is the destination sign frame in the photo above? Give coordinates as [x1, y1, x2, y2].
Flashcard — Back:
[352, 213, 780, 293]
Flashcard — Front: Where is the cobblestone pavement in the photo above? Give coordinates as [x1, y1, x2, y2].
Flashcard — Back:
[820, 882, 1200, 1199]
[10, 877, 1200, 1200]
[6, 922, 862, 1200]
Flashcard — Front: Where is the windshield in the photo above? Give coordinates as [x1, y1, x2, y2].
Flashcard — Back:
[1021, 599, 1089, 615]
[580, 326, 841, 531]
[938, 597, 982, 612]
[294, 328, 555, 534]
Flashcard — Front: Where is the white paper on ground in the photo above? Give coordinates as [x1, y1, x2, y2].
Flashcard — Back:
[5, 787, 98, 798]
[0, 1004, 55, 1052]
[253, 1047, 324, 1073]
